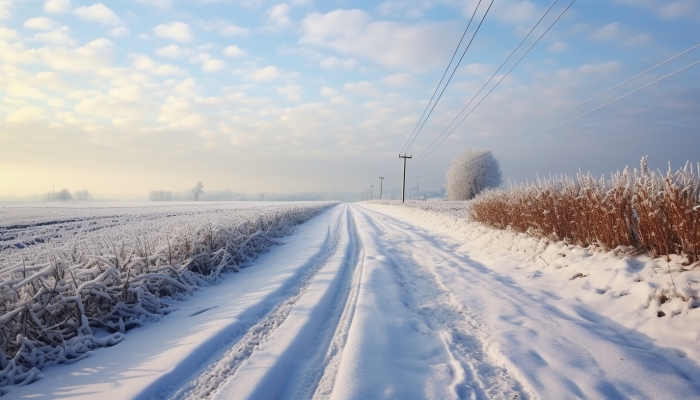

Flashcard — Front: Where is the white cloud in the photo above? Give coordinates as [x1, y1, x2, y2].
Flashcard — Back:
[40, 38, 114, 72]
[131, 53, 188, 76]
[457, 63, 491, 76]
[615, 0, 700, 21]
[32, 26, 76, 45]
[548, 41, 568, 53]
[343, 81, 381, 98]
[154, 21, 192, 42]
[587, 22, 652, 46]
[264, 3, 292, 28]
[0, 27, 18, 40]
[277, 84, 302, 100]
[320, 87, 337, 97]
[0, 0, 13, 19]
[218, 23, 249, 37]
[108, 27, 130, 37]
[381, 73, 414, 89]
[490, 0, 539, 24]
[6, 82, 49, 100]
[75, 3, 120, 26]
[248, 66, 281, 81]
[202, 58, 226, 72]
[588, 22, 623, 41]
[320, 56, 358, 69]
[300, 10, 460, 72]
[622, 33, 653, 46]
[189, 52, 226, 72]
[153, 64, 188, 76]
[6, 106, 46, 122]
[660, 0, 700, 19]
[24, 17, 60, 30]
[223, 45, 246, 57]
[198, 19, 250, 37]
[43, 0, 72, 14]
[378, 1, 431, 19]
[132, 54, 158, 70]
[135, 0, 171, 10]
[156, 44, 183, 58]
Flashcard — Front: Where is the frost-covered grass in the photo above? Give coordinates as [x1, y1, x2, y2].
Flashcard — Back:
[0, 202, 335, 387]
[470, 161, 700, 263]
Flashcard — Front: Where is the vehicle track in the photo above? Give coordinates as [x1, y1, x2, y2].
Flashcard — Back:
[353, 204, 526, 400]
[167, 204, 361, 399]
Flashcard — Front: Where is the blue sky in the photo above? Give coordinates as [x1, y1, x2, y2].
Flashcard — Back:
[0, 0, 699, 198]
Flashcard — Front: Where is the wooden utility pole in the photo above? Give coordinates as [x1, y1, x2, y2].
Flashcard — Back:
[379, 176, 384, 199]
[370, 185, 374, 200]
[399, 154, 412, 203]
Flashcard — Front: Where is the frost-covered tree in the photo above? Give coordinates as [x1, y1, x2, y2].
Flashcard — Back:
[149, 190, 173, 201]
[446, 150, 502, 200]
[55, 188, 72, 201]
[192, 181, 204, 201]
[74, 189, 92, 201]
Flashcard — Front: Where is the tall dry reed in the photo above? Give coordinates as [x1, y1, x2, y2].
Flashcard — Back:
[470, 158, 700, 262]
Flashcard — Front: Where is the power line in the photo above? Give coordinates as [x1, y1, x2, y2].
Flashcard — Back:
[428, 0, 560, 142]
[490, 41, 700, 149]
[410, 57, 700, 178]
[398, 0, 484, 155]
[402, 0, 496, 153]
[409, 0, 576, 171]
[505, 59, 700, 149]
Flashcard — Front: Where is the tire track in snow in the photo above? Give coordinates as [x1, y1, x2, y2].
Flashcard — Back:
[298, 206, 364, 399]
[166, 204, 349, 400]
[354, 204, 526, 400]
[169, 204, 362, 400]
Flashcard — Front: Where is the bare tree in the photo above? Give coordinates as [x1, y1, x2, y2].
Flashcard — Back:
[192, 181, 204, 201]
[446, 150, 502, 200]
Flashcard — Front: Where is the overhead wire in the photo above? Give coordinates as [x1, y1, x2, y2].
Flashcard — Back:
[398, 0, 484, 155]
[504, 59, 700, 149]
[410, 57, 700, 179]
[409, 0, 576, 171]
[402, 0, 496, 153]
[420, 0, 560, 146]
[491, 41, 700, 149]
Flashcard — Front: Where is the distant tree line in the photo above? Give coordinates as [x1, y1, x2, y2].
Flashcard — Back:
[50, 189, 93, 202]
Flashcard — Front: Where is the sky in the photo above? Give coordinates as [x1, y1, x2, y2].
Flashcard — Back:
[0, 0, 699, 199]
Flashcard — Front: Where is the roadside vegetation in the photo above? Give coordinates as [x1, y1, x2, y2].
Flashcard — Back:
[0, 203, 333, 387]
[470, 157, 700, 263]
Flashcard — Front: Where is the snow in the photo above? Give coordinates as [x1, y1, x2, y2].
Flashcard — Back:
[5, 204, 344, 399]
[4, 201, 700, 399]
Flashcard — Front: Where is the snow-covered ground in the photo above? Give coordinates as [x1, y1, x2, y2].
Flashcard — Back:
[5, 202, 700, 399]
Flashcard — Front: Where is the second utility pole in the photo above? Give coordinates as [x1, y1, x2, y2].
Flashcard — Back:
[379, 176, 384, 199]
[399, 154, 412, 203]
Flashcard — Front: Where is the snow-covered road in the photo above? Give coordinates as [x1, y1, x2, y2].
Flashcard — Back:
[9, 203, 700, 399]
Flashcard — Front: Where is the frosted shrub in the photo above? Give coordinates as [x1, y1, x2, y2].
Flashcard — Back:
[446, 150, 502, 200]
[470, 158, 700, 261]
[0, 203, 334, 387]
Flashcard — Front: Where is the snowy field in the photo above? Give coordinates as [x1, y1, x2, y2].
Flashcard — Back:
[0, 201, 334, 392]
[3, 202, 700, 399]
